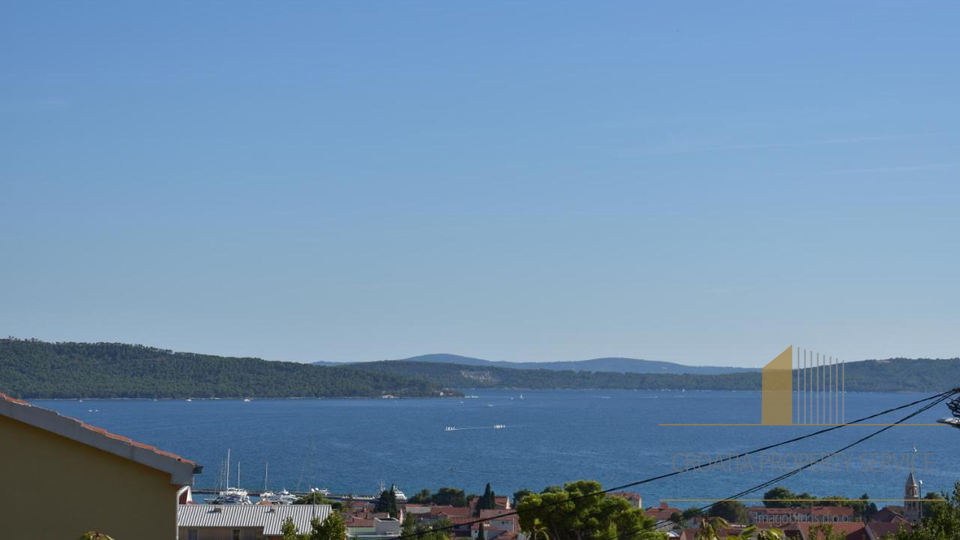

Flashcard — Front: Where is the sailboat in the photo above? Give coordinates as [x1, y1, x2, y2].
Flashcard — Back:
[205, 449, 251, 504]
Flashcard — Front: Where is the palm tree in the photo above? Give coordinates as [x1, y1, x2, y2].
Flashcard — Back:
[695, 516, 731, 540]
[756, 528, 785, 540]
[725, 526, 786, 540]
[529, 521, 551, 540]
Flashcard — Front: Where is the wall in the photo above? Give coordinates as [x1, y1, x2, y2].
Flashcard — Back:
[0, 415, 181, 540]
[178, 526, 263, 540]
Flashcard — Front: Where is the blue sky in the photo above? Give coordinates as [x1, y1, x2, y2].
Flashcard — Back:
[2, 2, 958, 367]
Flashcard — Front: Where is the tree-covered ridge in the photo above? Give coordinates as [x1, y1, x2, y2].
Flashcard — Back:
[340, 360, 762, 390]
[0, 339, 447, 399]
[341, 357, 960, 392]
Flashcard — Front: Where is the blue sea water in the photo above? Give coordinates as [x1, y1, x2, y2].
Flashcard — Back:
[34, 390, 960, 508]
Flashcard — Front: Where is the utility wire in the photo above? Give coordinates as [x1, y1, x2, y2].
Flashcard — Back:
[610, 391, 954, 540]
[661, 391, 955, 525]
[397, 388, 958, 539]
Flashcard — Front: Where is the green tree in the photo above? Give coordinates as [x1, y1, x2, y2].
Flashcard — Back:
[514, 489, 534, 505]
[730, 527, 785, 540]
[517, 480, 665, 540]
[707, 500, 749, 525]
[694, 516, 729, 540]
[78, 533, 115, 540]
[477, 523, 486, 540]
[295, 492, 332, 505]
[763, 487, 796, 508]
[402, 514, 417, 536]
[858, 493, 878, 520]
[281, 517, 300, 540]
[895, 482, 960, 540]
[411, 518, 454, 540]
[922, 491, 946, 518]
[375, 486, 399, 518]
[309, 511, 347, 540]
[433, 487, 468, 507]
[477, 483, 496, 512]
[410, 489, 433, 504]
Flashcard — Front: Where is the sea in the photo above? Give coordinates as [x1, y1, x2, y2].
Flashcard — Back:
[34, 390, 959, 508]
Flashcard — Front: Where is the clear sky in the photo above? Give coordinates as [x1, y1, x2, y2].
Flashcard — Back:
[2, 2, 958, 367]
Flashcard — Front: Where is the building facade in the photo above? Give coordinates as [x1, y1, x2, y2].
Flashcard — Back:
[0, 392, 198, 540]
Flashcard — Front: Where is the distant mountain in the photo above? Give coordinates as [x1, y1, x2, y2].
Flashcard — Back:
[311, 360, 347, 367]
[372, 353, 758, 375]
[0, 339, 447, 399]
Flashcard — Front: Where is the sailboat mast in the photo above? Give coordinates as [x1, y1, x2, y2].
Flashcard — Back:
[226, 449, 231, 488]
[264, 462, 269, 491]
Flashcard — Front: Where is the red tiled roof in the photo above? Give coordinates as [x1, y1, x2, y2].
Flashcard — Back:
[749, 506, 855, 516]
[645, 502, 682, 520]
[796, 522, 867, 540]
[479, 509, 516, 519]
[866, 521, 912, 538]
[431, 506, 473, 517]
[0, 392, 196, 467]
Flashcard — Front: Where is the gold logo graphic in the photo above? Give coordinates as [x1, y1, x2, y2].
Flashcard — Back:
[663, 345, 851, 426]
[761, 346, 794, 425]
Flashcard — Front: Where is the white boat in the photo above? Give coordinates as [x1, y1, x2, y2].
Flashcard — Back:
[519, 393, 524, 400]
[243, 398, 251, 403]
[493, 424, 506, 429]
[206, 487, 252, 505]
[310, 487, 331, 496]
[277, 489, 297, 504]
[444, 426, 457, 432]
[379, 482, 407, 502]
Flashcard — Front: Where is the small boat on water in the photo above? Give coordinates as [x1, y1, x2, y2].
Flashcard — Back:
[493, 424, 506, 429]
[277, 489, 297, 504]
[243, 398, 251, 402]
[444, 426, 457, 432]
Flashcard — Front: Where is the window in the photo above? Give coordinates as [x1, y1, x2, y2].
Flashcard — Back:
[188, 530, 198, 540]
[233, 529, 241, 540]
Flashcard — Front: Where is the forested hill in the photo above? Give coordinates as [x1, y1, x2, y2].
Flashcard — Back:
[341, 360, 762, 391]
[341, 357, 960, 393]
[0, 339, 447, 399]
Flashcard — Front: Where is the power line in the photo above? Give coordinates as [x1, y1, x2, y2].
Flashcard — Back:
[397, 388, 957, 539]
[675, 391, 954, 521]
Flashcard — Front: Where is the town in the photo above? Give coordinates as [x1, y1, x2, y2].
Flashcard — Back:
[3, 391, 955, 540]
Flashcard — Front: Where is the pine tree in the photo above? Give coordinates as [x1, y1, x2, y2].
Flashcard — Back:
[375, 486, 399, 518]
[478, 483, 496, 511]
